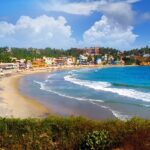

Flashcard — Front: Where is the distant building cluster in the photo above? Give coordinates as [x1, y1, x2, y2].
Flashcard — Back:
[0, 46, 150, 73]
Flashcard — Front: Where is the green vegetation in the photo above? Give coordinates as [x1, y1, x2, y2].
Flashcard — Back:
[80, 130, 112, 150]
[0, 116, 149, 150]
[0, 46, 150, 64]
[124, 46, 150, 56]
[0, 47, 84, 62]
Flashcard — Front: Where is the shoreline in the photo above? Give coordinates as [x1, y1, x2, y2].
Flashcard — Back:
[0, 71, 50, 118]
[0, 65, 104, 118]
[0, 64, 138, 119]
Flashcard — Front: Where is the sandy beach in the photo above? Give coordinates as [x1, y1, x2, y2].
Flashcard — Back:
[0, 64, 128, 119]
[0, 69, 52, 118]
[0, 65, 104, 118]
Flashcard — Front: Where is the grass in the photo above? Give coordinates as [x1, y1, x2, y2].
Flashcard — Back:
[0, 116, 149, 150]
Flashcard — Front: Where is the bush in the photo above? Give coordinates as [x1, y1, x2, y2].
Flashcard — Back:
[80, 130, 112, 150]
[0, 117, 149, 150]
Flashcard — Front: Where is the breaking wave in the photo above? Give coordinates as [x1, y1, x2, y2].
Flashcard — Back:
[90, 101, 131, 120]
[64, 75, 150, 102]
[34, 80, 104, 103]
[34, 80, 131, 120]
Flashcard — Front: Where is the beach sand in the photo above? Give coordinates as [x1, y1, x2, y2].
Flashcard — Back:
[0, 65, 121, 119]
[0, 66, 90, 118]
[0, 70, 50, 118]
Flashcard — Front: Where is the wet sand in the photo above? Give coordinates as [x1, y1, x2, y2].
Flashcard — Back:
[0, 65, 120, 119]
[0, 70, 50, 118]
[19, 70, 116, 120]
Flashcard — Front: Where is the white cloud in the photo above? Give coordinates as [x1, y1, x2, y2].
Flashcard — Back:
[41, 0, 138, 20]
[126, 0, 141, 3]
[39, 0, 139, 50]
[98, 2, 135, 27]
[142, 13, 150, 21]
[0, 14, 138, 50]
[41, 0, 137, 27]
[40, 0, 102, 16]
[82, 15, 138, 49]
[0, 0, 139, 50]
[0, 15, 76, 49]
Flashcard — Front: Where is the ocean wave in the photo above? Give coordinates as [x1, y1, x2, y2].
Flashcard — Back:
[90, 101, 131, 120]
[64, 75, 150, 102]
[141, 104, 150, 108]
[34, 80, 104, 103]
[34, 80, 132, 120]
[113, 83, 150, 90]
[110, 110, 131, 121]
[64, 75, 111, 89]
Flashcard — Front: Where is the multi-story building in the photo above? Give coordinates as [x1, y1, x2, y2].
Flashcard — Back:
[85, 47, 100, 56]
[66, 57, 76, 65]
[32, 59, 47, 68]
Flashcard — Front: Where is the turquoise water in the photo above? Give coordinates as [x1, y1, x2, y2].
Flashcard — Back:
[20, 66, 150, 120]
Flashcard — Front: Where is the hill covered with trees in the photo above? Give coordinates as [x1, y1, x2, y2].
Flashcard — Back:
[0, 46, 150, 65]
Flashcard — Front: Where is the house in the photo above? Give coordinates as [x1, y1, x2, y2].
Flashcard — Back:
[143, 54, 150, 58]
[14, 59, 26, 69]
[32, 59, 47, 68]
[78, 55, 88, 65]
[96, 58, 102, 64]
[140, 61, 150, 66]
[26, 60, 32, 69]
[85, 47, 100, 56]
[0, 63, 19, 70]
[43, 57, 54, 66]
[102, 54, 108, 62]
[66, 57, 76, 65]
[53, 57, 66, 66]
[108, 56, 115, 64]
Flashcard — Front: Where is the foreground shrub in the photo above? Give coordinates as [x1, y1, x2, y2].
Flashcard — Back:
[0, 117, 149, 150]
[80, 130, 112, 150]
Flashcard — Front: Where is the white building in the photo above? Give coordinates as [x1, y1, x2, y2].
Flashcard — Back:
[26, 60, 32, 69]
[96, 58, 102, 64]
[43, 57, 54, 65]
[143, 54, 150, 58]
[0, 63, 19, 70]
[66, 57, 76, 65]
[79, 55, 88, 64]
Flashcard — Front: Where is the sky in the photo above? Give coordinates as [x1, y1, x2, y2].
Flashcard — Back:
[0, 0, 150, 50]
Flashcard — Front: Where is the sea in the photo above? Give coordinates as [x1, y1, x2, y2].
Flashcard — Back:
[19, 66, 150, 120]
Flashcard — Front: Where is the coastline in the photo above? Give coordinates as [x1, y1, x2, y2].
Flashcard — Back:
[0, 65, 104, 118]
[0, 64, 135, 119]
[0, 71, 50, 118]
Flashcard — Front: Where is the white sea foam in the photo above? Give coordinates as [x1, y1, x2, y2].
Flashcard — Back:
[110, 110, 131, 121]
[34, 80, 131, 120]
[90, 101, 130, 120]
[34, 80, 104, 103]
[64, 75, 111, 89]
[141, 104, 150, 108]
[64, 75, 150, 102]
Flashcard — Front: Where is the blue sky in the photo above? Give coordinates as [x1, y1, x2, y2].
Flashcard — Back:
[0, 0, 150, 50]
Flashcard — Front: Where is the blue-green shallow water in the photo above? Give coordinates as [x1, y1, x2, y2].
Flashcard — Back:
[19, 66, 150, 120]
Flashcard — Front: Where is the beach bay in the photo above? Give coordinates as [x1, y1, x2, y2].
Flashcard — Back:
[18, 66, 150, 120]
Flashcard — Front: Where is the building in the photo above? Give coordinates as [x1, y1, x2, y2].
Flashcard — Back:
[32, 59, 47, 68]
[53, 57, 66, 66]
[43, 57, 54, 66]
[143, 54, 150, 58]
[85, 47, 100, 56]
[66, 57, 76, 65]
[96, 58, 102, 64]
[0, 63, 19, 70]
[26, 60, 32, 69]
[78, 55, 88, 64]
[108, 56, 115, 64]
